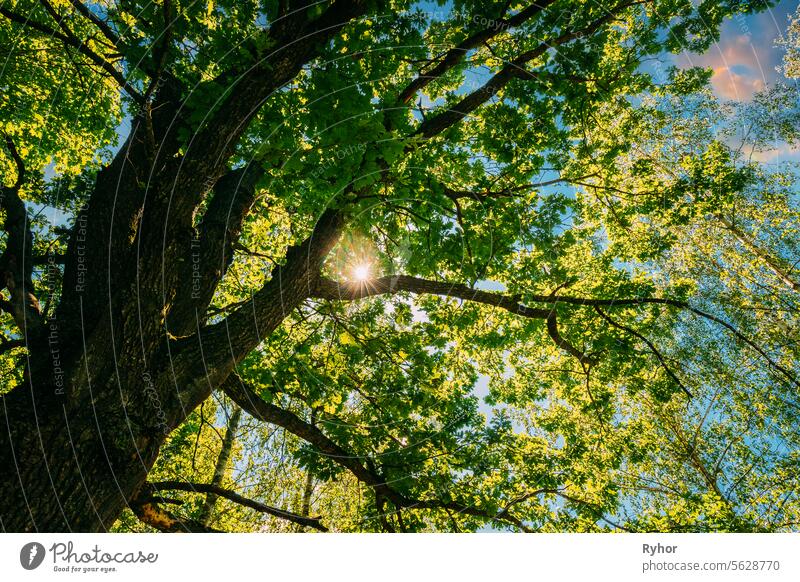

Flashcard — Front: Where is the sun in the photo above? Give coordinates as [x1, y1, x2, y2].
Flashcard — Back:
[353, 264, 371, 281]
[336, 232, 378, 282]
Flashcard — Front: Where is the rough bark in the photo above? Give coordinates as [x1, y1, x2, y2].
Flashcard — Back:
[0, 384, 163, 531]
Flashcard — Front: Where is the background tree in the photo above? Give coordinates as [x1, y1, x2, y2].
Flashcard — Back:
[1, 0, 796, 533]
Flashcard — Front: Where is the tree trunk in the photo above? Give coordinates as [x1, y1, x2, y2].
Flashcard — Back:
[198, 406, 242, 526]
[0, 382, 164, 532]
[719, 215, 800, 292]
[0, 315, 191, 532]
[295, 410, 317, 532]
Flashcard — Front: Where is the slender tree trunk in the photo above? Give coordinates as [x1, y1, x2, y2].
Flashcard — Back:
[718, 215, 800, 292]
[198, 406, 242, 526]
[300, 472, 314, 520]
[295, 410, 317, 531]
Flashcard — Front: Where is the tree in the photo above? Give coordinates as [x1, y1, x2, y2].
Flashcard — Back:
[0, 0, 794, 533]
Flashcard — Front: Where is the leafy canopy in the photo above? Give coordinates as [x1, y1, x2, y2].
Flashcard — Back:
[2, 0, 798, 532]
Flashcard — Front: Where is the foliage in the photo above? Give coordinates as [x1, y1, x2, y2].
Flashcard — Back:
[1, 0, 797, 532]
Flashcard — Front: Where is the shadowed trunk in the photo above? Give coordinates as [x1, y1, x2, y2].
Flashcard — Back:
[0, 378, 164, 532]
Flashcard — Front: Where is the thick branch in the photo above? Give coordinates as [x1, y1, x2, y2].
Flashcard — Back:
[55, 73, 185, 337]
[167, 164, 265, 335]
[312, 275, 595, 362]
[0, 136, 44, 333]
[169, 0, 368, 200]
[397, 0, 557, 104]
[314, 275, 551, 316]
[171, 209, 345, 408]
[221, 374, 532, 531]
[221, 374, 383, 489]
[149, 480, 327, 531]
[316, 275, 693, 310]
[414, 1, 642, 138]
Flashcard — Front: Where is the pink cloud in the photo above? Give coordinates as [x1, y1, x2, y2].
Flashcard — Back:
[677, 34, 772, 101]
[710, 66, 766, 100]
